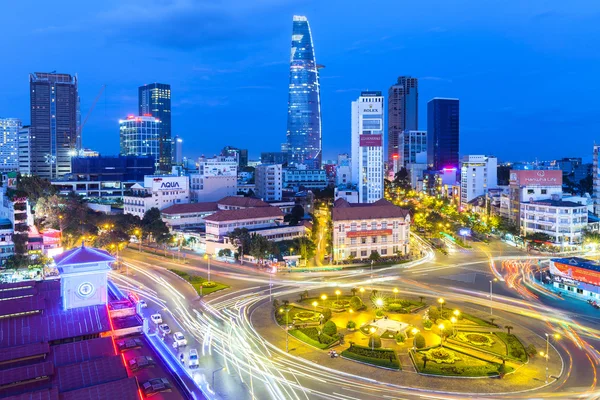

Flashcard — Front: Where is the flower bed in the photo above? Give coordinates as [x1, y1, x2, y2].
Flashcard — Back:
[169, 269, 229, 295]
[457, 332, 495, 347]
[496, 332, 528, 362]
[332, 300, 351, 309]
[413, 347, 510, 377]
[421, 347, 462, 364]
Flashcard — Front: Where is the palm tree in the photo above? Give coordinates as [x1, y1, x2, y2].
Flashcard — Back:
[282, 300, 290, 308]
[350, 288, 357, 297]
[419, 296, 425, 304]
[505, 325, 513, 335]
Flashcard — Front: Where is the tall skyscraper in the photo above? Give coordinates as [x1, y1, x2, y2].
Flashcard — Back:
[400, 130, 427, 167]
[0, 118, 21, 172]
[172, 135, 183, 165]
[285, 15, 322, 169]
[18, 126, 31, 175]
[593, 145, 600, 215]
[119, 115, 160, 170]
[388, 76, 418, 173]
[221, 146, 248, 168]
[139, 83, 171, 172]
[29, 72, 78, 179]
[351, 91, 385, 203]
[427, 98, 459, 171]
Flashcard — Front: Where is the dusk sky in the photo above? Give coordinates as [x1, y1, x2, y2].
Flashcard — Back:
[3, 0, 600, 162]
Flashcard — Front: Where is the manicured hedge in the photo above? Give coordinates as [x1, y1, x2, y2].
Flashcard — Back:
[289, 329, 328, 349]
[341, 344, 400, 369]
[496, 332, 528, 362]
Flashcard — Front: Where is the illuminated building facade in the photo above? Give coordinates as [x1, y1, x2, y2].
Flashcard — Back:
[427, 97, 459, 171]
[0, 118, 21, 171]
[388, 76, 418, 172]
[139, 83, 171, 172]
[119, 115, 160, 169]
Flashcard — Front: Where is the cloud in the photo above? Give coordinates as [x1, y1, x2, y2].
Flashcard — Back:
[419, 76, 453, 83]
[335, 88, 361, 93]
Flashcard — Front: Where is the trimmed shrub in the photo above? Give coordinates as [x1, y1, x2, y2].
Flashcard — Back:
[375, 309, 385, 318]
[428, 307, 440, 321]
[299, 327, 320, 341]
[395, 333, 406, 343]
[423, 319, 433, 329]
[318, 332, 335, 345]
[323, 320, 337, 336]
[322, 308, 332, 322]
[414, 333, 426, 349]
[349, 296, 363, 310]
[368, 335, 382, 349]
[386, 303, 407, 313]
[341, 345, 400, 369]
[346, 320, 356, 330]
[525, 343, 537, 357]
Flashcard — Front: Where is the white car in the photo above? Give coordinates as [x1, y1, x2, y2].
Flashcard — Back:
[172, 332, 188, 348]
[150, 314, 162, 324]
[188, 349, 199, 368]
[159, 324, 171, 334]
[138, 299, 147, 308]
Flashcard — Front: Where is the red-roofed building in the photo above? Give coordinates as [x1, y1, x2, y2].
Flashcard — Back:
[332, 198, 411, 262]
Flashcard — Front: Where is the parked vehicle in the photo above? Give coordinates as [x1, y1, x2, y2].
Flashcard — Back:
[172, 332, 188, 348]
[150, 314, 162, 324]
[189, 349, 199, 368]
[159, 324, 171, 334]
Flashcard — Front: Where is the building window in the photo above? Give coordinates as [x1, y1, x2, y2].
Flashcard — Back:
[558, 284, 564, 289]
[361, 222, 367, 230]
[350, 251, 357, 258]
[382, 222, 387, 229]
[381, 249, 387, 255]
[372, 237, 377, 244]
[361, 250, 367, 257]
[371, 222, 377, 230]
[577, 288, 583, 294]
[351, 223, 356, 231]
[541, 189, 547, 195]
[350, 238, 356, 245]
[361, 237, 367, 244]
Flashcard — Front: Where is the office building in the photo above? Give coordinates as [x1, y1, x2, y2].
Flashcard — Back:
[520, 200, 587, 245]
[594, 145, 600, 215]
[351, 91, 384, 203]
[285, 16, 322, 168]
[139, 83, 171, 172]
[283, 167, 328, 190]
[0, 118, 21, 171]
[190, 155, 238, 202]
[262, 151, 287, 165]
[255, 164, 283, 201]
[123, 175, 189, 218]
[548, 257, 600, 300]
[222, 146, 248, 168]
[460, 155, 498, 206]
[29, 72, 78, 179]
[332, 198, 411, 262]
[71, 155, 155, 181]
[18, 126, 31, 175]
[400, 130, 427, 168]
[388, 76, 418, 172]
[172, 135, 183, 165]
[427, 98, 460, 171]
[119, 115, 160, 169]
[509, 169, 563, 225]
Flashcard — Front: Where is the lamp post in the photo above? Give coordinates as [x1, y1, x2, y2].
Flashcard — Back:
[212, 366, 226, 389]
[411, 328, 419, 351]
[393, 287, 399, 301]
[321, 294, 327, 302]
[542, 333, 560, 383]
[134, 229, 141, 252]
[312, 301, 318, 318]
[450, 316, 457, 335]
[279, 307, 290, 352]
[203, 253, 212, 283]
[370, 326, 377, 350]
[335, 290, 341, 304]
[438, 297, 445, 315]
[489, 278, 498, 315]
[370, 259, 374, 279]
[359, 287, 365, 300]
[58, 215, 63, 243]
[438, 324, 446, 347]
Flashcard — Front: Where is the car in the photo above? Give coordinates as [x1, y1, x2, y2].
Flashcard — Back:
[117, 338, 143, 352]
[150, 314, 162, 324]
[141, 378, 172, 397]
[129, 356, 156, 372]
[159, 324, 171, 334]
[172, 332, 188, 348]
[138, 299, 147, 308]
[188, 349, 199, 368]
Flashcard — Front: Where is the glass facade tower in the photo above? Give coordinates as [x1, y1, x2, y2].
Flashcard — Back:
[119, 115, 160, 170]
[139, 83, 171, 172]
[388, 76, 418, 171]
[285, 16, 322, 169]
[427, 98, 460, 171]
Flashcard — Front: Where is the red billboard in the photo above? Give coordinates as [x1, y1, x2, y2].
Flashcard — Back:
[509, 170, 562, 186]
[359, 134, 382, 147]
[550, 260, 600, 287]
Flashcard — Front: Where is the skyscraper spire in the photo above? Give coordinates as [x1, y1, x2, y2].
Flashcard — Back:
[285, 16, 322, 169]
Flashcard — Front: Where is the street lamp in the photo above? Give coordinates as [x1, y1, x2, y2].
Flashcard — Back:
[279, 307, 291, 352]
[543, 333, 561, 383]
[489, 278, 498, 315]
[453, 309, 460, 317]
[134, 229, 141, 252]
[321, 294, 327, 302]
[359, 287, 365, 300]
[393, 287, 399, 301]
[203, 253, 213, 283]
[411, 328, 419, 351]
[375, 298, 384, 308]
[450, 316, 457, 335]
[438, 324, 446, 347]
[438, 298, 445, 315]
[369, 326, 377, 350]
[335, 290, 341, 303]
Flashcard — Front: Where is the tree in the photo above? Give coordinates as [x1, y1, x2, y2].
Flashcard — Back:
[369, 250, 381, 263]
[322, 308, 332, 322]
[249, 234, 272, 264]
[299, 290, 309, 302]
[368, 335, 382, 349]
[349, 296, 363, 310]
[346, 321, 356, 330]
[395, 333, 406, 343]
[294, 236, 316, 260]
[350, 288, 357, 297]
[218, 249, 233, 258]
[142, 208, 171, 243]
[525, 232, 553, 244]
[228, 228, 252, 259]
[419, 296, 425, 304]
[414, 333, 426, 349]
[505, 325, 513, 335]
[393, 168, 412, 191]
[323, 320, 337, 336]
[17, 175, 56, 205]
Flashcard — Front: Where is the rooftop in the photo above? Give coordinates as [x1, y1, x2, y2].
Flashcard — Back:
[161, 202, 218, 215]
[217, 196, 270, 208]
[552, 257, 600, 273]
[52, 242, 115, 267]
[522, 200, 587, 208]
[204, 205, 283, 222]
[332, 198, 410, 221]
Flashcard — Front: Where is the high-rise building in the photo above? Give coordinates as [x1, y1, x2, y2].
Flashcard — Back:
[388, 77, 418, 173]
[351, 91, 385, 203]
[221, 146, 248, 168]
[172, 135, 183, 165]
[427, 98, 460, 171]
[255, 164, 283, 202]
[18, 126, 31, 175]
[139, 83, 171, 172]
[190, 155, 238, 202]
[400, 130, 427, 168]
[0, 118, 21, 172]
[285, 16, 322, 169]
[261, 152, 287, 165]
[29, 72, 78, 179]
[594, 145, 600, 215]
[460, 155, 498, 207]
[119, 115, 160, 170]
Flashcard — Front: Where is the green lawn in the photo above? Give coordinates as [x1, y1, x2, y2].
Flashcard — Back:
[413, 347, 510, 377]
[495, 332, 528, 362]
[453, 332, 507, 356]
[341, 345, 400, 370]
[169, 269, 229, 295]
[276, 306, 321, 325]
[460, 313, 496, 327]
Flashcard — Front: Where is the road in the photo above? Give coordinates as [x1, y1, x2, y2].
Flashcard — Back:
[114, 239, 600, 399]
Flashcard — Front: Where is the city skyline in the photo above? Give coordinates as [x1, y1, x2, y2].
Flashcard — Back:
[2, 1, 600, 163]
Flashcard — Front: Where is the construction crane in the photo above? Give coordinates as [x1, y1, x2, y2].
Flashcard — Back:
[75, 84, 106, 154]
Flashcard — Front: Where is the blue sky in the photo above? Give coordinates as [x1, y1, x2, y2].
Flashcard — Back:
[2, 0, 600, 162]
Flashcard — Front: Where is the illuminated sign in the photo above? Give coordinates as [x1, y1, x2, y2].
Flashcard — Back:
[360, 103, 381, 114]
[161, 181, 180, 189]
[346, 229, 393, 238]
[509, 170, 562, 186]
[359, 134, 382, 147]
[550, 261, 600, 287]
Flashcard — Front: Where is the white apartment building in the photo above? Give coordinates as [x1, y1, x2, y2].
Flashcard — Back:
[460, 155, 498, 207]
[509, 170, 563, 225]
[255, 164, 282, 201]
[123, 175, 189, 218]
[520, 200, 588, 245]
[332, 198, 410, 262]
[351, 91, 384, 203]
[190, 155, 238, 202]
[18, 126, 31, 175]
[400, 130, 427, 168]
[0, 118, 20, 172]
[283, 168, 327, 190]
